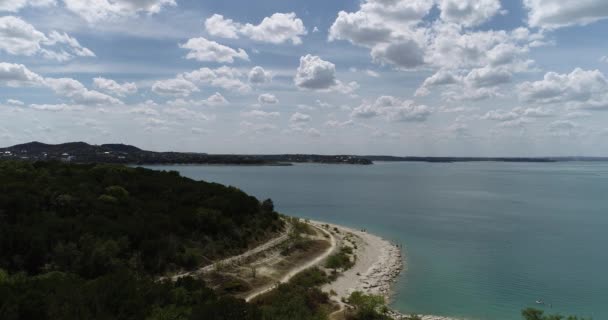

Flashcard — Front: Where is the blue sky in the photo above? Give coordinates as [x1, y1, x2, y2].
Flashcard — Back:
[1, 0, 608, 156]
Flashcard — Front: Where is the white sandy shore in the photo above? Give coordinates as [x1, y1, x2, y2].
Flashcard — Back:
[312, 221, 461, 320]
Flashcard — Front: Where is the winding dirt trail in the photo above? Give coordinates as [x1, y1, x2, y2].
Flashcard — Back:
[244, 223, 337, 302]
[163, 222, 293, 282]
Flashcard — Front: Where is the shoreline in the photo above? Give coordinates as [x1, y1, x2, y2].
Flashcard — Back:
[312, 220, 460, 320]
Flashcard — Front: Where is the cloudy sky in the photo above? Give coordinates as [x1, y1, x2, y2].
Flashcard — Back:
[1, 0, 608, 156]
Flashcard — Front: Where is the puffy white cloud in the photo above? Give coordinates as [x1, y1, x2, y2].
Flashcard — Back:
[204, 92, 228, 106]
[329, 0, 537, 76]
[518, 68, 608, 110]
[415, 69, 461, 96]
[370, 40, 425, 69]
[290, 112, 311, 123]
[151, 78, 198, 97]
[0, 16, 46, 55]
[62, 0, 176, 23]
[30, 103, 84, 112]
[438, 0, 502, 27]
[463, 66, 512, 88]
[0, 62, 120, 106]
[295, 54, 336, 89]
[523, 0, 608, 29]
[0, 62, 45, 86]
[93, 77, 137, 97]
[181, 66, 251, 93]
[45, 77, 123, 105]
[204, 14, 239, 39]
[481, 110, 519, 122]
[180, 37, 248, 63]
[248, 66, 272, 84]
[0, 16, 94, 61]
[325, 119, 354, 128]
[205, 12, 307, 45]
[0, 0, 55, 12]
[351, 95, 432, 122]
[258, 93, 278, 105]
[241, 110, 280, 118]
[6, 98, 24, 106]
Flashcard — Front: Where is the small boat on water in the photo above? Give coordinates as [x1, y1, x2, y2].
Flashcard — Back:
[535, 300, 545, 305]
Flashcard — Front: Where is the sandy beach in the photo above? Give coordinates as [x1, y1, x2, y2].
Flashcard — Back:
[312, 221, 460, 320]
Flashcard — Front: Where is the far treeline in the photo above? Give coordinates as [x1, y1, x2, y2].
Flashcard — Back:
[0, 160, 591, 320]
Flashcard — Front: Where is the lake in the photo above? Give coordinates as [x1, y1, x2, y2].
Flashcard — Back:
[144, 162, 608, 320]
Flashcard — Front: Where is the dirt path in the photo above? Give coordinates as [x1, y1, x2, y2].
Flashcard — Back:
[163, 222, 293, 282]
[244, 223, 337, 302]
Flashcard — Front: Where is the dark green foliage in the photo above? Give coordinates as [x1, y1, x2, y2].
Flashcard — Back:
[290, 267, 329, 288]
[346, 291, 390, 320]
[0, 269, 258, 320]
[253, 269, 332, 320]
[0, 161, 283, 276]
[0, 160, 283, 320]
[521, 308, 591, 320]
[325, 249, 354, 271]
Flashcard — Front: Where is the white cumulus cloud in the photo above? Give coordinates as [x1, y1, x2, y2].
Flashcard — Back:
[0, 16, 94, 61]
[180, 37, 248, 63]
[93, 77, 137, 97]
[258, 93, 278, 105]
[205, 12, 307, 45]
[523, 0, 608, 29]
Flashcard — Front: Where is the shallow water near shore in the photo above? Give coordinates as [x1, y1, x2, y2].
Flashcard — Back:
[144, 162, 608, 320]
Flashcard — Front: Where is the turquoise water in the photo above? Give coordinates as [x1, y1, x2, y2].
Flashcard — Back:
[144, 162, 608, 320]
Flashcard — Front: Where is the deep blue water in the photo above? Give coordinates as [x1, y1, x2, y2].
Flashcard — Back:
[144, 162, 608, 320]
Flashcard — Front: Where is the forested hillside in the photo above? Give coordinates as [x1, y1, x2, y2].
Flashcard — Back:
[0, 161, 282, 319]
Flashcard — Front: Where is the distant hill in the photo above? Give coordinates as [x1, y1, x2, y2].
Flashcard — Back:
[3, 141, 607, 165]
[0, 141, 373, 165]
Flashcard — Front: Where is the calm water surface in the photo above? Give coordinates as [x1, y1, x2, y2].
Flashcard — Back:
[144, 162, 608, 320]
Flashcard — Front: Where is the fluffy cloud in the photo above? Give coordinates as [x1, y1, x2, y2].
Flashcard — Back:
[93, 77, 137, 97]
[0, 16, 94, 61]
[351, 96, 432, 122]
[518, 68, 608, 110]
[6, 98, 24, 106]
[325, 119, 354, 128]
[438, 0, 502, 27]
[205, 12, 307, 45]
[241, 110, 280, 118]
[290, 112, 311, 123]
[248, 66, 272, 84]
[481, 110, 520, 122]
[0, 62, 44, 86]
[0, 0, 55, 12]
[204, 14, 239, 39]
[370, 40, 425, 69]
[0, 62, 119, 105]
[294, 54, 357, 93]
[45, 77, 122, 105]
[166, 92, 228, 108]
[180, 37, 248, 63]
[62, 0, 176, 23]
[29, 103, 84, 112]
[151, 78, 199, 97]
[524, 0, 608, 28]
[181, 66, 251, 92]
[258, 93, 278, 105]
[329, 0, 538, 77]
[463, 66, 512, 88]
[204, 92, 228, 106]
